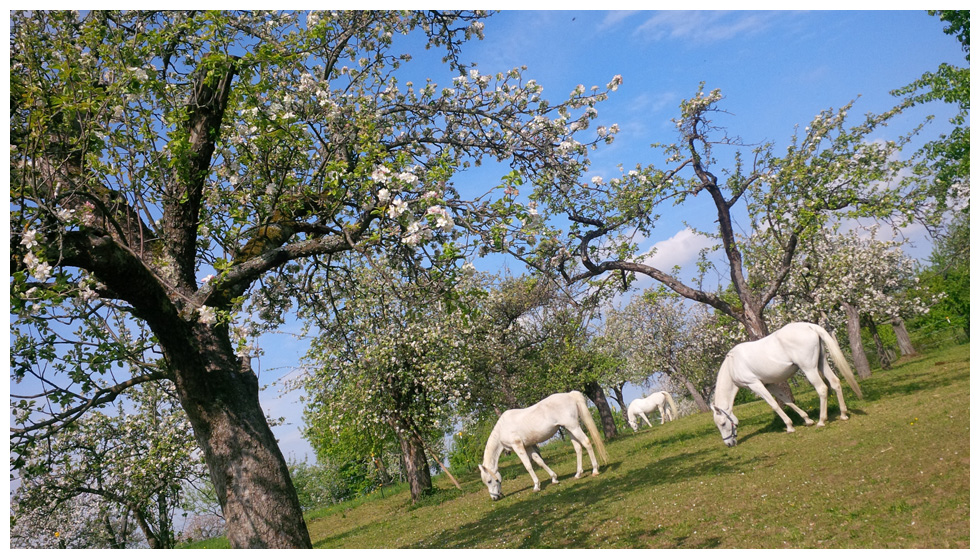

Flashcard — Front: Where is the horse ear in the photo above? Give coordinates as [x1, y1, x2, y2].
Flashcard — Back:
[478, 464, 487, 475]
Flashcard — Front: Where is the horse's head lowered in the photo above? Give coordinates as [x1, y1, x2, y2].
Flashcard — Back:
[712, 405, 739, 447]
[627, 416, 639, 432]
[478, 464, 503, 500]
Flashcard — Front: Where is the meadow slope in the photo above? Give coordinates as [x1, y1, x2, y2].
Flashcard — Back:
[305, 343, 970, 549]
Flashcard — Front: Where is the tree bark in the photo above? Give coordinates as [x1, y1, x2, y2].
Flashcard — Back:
[678, 374, 711, 413]
[863, 314, 891, 369]
[843, 302, 873, 379]
[583, 381, 617, 440]
[610, 383, 629, 422]
[390, 417, 432, 502]
[166, 324, 312, 548]
[891, 316, 917, 356]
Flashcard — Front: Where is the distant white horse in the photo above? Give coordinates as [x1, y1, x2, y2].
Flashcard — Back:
[479, 391, 609, 500]
[712, 322, 863, 447]
[626, 391, 678, 431]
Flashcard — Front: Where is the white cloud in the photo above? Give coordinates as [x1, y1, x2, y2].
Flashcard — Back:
[597, 10, 640, 32]
[639, 227, 717, 272]
[634, 11, 782, 43]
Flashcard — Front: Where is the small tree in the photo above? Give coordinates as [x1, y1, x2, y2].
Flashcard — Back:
[11, 382, 208, 549]
[915, 211, 970, 340]
[603, 288, 736, 413]
[301, 262, 478, 501]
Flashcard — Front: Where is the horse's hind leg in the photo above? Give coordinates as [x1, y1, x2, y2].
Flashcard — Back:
[527, 445, 559, 486]
[567, 426, 599, 476]
[569, 438, 585, 478]
[799, 366, 830, 426]
[820, 353, 850, 420]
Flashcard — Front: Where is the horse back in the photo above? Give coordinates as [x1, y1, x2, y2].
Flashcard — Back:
[495, 393, 580, 446]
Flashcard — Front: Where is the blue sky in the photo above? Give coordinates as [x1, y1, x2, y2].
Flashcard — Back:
[262, 9, 967, 462]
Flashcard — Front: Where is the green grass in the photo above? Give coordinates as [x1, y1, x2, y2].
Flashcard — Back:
[191, 343, 971, 548]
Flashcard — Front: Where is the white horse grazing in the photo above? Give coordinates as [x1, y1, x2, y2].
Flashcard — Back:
[712, 322, 863, 447]
[626, 391, 678, 431]
[479, 391, 609, 500]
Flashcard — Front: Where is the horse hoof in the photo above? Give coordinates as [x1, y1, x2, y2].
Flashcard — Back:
[533, 485, 541, 492]
[816, 422, 825, 427]
[592, 472, 599, 477]
[804, 419, 815, 426]
[840, 414, 849, 420]
[786, 427, 796, 433]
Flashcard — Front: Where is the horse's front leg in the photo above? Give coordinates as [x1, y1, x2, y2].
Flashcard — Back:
[747, 381, 796, 433]
[511, 441, 542, 491]
[528, 445, 559, 486]
[770, 382, 814, 426]
[640, 412, 654, 428]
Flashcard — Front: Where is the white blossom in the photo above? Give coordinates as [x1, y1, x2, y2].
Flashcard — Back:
[371, 165, 391, 184]
[197, 306, 217, 325]
[20, 229, 38, 249]
[397, 171, 419, 186]
[387, 198, 408, 219]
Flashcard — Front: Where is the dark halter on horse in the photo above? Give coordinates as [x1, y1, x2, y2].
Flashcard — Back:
[716, 407, 738, 444]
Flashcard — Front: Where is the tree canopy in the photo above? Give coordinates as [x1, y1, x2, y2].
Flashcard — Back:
[10, 10, 620, 547]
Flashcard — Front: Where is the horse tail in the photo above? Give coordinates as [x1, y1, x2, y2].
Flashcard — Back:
[573, 391, 609, 464]
[812, 324, 863, 399]
[663, 391, 678, 421]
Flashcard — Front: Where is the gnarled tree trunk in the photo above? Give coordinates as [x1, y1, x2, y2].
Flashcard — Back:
[892, 317, 917, 356]
[389, 417, 432, 502]
[166, 324, 311, 548]
[863, 314, 891, 369]
[677, 374, 711, 413]
[584, 380, 617, 440]
[610, 383, 630, 423]
[843, 302, 873, 379]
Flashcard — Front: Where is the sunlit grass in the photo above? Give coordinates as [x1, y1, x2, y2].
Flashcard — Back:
[189, 343, 970, 548]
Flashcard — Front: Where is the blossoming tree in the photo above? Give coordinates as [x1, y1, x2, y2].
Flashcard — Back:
[519, 82, 924, 343]
[9, 10, 618, 547]
[763, 227, 935, 377]
[602, 288, 738, 413]
[301, 262, 478, 502]
[10, 382, 208, 549]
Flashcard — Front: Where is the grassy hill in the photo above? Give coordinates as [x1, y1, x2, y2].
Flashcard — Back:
[187, 342, 969, 548]
[305, 343, 969, 548]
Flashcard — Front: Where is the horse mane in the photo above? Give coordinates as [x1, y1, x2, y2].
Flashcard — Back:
[713, 353, 738, 410]
[482, 424, 503, 470]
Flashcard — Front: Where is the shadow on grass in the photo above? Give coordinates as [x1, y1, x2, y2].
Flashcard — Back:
[413, 443, 768, 548]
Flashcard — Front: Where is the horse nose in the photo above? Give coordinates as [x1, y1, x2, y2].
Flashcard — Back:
[491, 494, 501, 501]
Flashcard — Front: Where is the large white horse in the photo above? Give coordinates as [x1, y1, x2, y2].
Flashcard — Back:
[712, 322, 863, 447]
[626, 391, 678, 431]
[479, 391, 609, 500]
